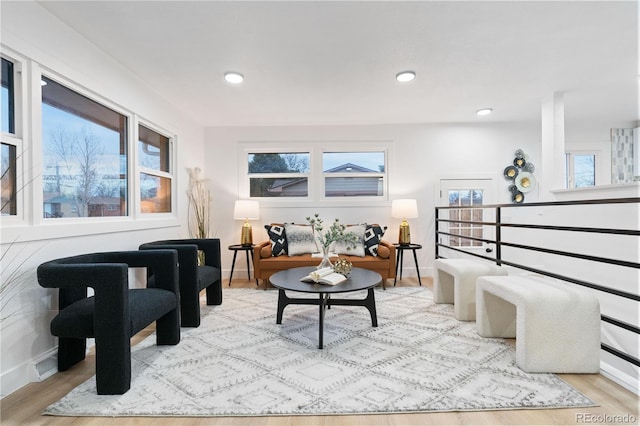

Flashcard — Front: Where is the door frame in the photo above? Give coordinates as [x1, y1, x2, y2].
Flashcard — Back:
[435, 174, 499, 256]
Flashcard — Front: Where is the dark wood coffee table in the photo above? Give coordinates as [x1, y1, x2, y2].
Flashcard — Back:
[269, 266, 381, 349]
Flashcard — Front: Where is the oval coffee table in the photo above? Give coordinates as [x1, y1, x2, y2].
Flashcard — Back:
[269, 266, 382, 349]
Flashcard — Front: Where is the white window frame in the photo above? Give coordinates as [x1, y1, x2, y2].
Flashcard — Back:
[239, 141, 390, 207]
[0, 50, 27, 225]
[1, 55, 179, 243]
[565, 150, 598, 189]
[39, 71, 133, 222]
[135, 119, 176, 217]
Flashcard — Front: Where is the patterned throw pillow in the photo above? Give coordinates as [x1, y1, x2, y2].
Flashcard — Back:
[333, 224, 366, 257]
[363, 224, 387, 257]
[284, 223, 318, 256]
[264, 224, 287, 256]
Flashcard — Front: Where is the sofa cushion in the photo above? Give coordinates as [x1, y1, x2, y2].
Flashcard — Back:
[364, 224, 387, 257]
[51, 289, 177, 338]
[265, 224, 287, 256]
[377, 244, 390, 259]
[285, 223, 318, 256]
[334, 224, 366, 257]
[260, 245, 272, 258]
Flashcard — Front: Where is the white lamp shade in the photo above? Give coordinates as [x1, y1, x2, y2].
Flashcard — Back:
[391, 199, 418, 219]
[233, 200, 260, 220]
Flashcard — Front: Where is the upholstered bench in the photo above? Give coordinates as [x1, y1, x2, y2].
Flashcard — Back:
[476, 275, 600, 373]
[433, 258, 507, 321]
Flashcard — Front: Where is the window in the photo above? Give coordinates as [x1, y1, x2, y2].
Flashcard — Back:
[242, 145, 388, 201]
[447, 189, 484, 247]
[323, 151, 384, 197]
[1, 57, 19, 216]
[248, 152, 310, 197]
[566, 152, 596, 188]
[1, 58, 14, 134]
[41, 76, 128, 218]
[1, 143, 16, 215]
[138, 124, 172, 213]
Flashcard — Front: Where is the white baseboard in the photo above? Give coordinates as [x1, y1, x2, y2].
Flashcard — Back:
[600, 361, 639, 395]
[0, 348, 57, 398]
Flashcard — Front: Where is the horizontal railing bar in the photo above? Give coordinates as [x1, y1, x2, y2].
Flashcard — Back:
[601, 343, 640, 367]
[436, 197, 640, 210]
[499, 223, 640, 236]
[499, 241, 640, 269]
[437, 231, 496, 245]
[436, 218, 639, 236]
[497, 259, 640, 301]
[437, 231, 638, 268]
[435, 243, 496, 263]
[602, 315, 640, 335]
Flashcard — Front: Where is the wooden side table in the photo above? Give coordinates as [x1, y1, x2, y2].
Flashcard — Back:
[228, 244, 258, 286]
[393, 243, 422, 286]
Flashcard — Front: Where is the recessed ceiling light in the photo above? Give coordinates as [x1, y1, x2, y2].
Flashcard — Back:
[476, 108, 493, 116]
[224, 72, 244, 84]
[395, 71, 416, 83]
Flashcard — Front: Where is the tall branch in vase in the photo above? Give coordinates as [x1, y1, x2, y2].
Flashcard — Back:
[186, 167, 211, 239]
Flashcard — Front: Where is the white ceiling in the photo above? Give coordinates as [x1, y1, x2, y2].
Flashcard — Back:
[38, 1, 638, 128]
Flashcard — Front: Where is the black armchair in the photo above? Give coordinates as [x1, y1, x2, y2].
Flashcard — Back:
[37, 250, 180, 395]
[139, 238, 222, 327]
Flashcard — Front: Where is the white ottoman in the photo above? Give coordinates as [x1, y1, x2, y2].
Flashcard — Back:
[476, 275, 601, 373]
[433, 259, 507, 321]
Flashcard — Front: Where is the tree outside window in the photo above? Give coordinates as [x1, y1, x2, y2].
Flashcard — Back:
[41, 77, 127, 218]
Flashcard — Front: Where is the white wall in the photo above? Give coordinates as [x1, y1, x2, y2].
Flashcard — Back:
[0, 2, 205, 396]
[204, 122, 541, 276]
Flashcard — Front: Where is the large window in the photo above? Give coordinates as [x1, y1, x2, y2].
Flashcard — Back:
[243, 146, 387, 201]
[41, 76, 128, 218]
[138, 124, 172, 213]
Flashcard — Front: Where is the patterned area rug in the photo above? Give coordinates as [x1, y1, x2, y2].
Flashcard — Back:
[44, 287, 595, 416]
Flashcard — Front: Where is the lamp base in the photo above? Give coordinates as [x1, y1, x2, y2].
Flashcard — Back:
[241, 222, 253, 246]
[398, 220, 411, 245]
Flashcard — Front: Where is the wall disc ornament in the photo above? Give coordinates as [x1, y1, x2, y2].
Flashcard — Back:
[504, 166, 519, 180]
[504, 149, 535, 203]
[515, 172, 536, 193]
[512, 191, 525, 203]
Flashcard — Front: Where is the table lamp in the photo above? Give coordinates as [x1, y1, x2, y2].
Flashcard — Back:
[233, 200, 260, 246]
[391, 199, 418, 245]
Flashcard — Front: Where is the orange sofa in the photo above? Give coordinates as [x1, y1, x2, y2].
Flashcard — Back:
[253, 240, 396, 289]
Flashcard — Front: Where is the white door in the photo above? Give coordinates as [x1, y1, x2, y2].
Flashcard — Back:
[438, 179, 495, 257]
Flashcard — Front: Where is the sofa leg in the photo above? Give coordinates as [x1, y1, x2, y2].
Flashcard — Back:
[57, 337, 86, 371]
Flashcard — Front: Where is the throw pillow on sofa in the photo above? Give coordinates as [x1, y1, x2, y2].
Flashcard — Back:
[333, 224, 366, 257]
[265, 224, 288, 256]
[285, 223, 318, 256]
[364, 224, 387, 257]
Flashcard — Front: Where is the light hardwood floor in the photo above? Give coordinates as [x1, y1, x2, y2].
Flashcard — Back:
[2, 277, 638, 425]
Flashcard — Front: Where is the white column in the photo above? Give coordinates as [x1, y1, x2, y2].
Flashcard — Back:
[540, 92, 566, 199]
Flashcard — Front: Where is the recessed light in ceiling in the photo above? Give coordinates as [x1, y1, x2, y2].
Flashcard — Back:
[395, 71, 416, 83]
[476, 108, 493, 116]
[224, 72, 244, 84]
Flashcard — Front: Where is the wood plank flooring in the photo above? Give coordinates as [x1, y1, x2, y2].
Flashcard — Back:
[2, 277, 638, 425]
